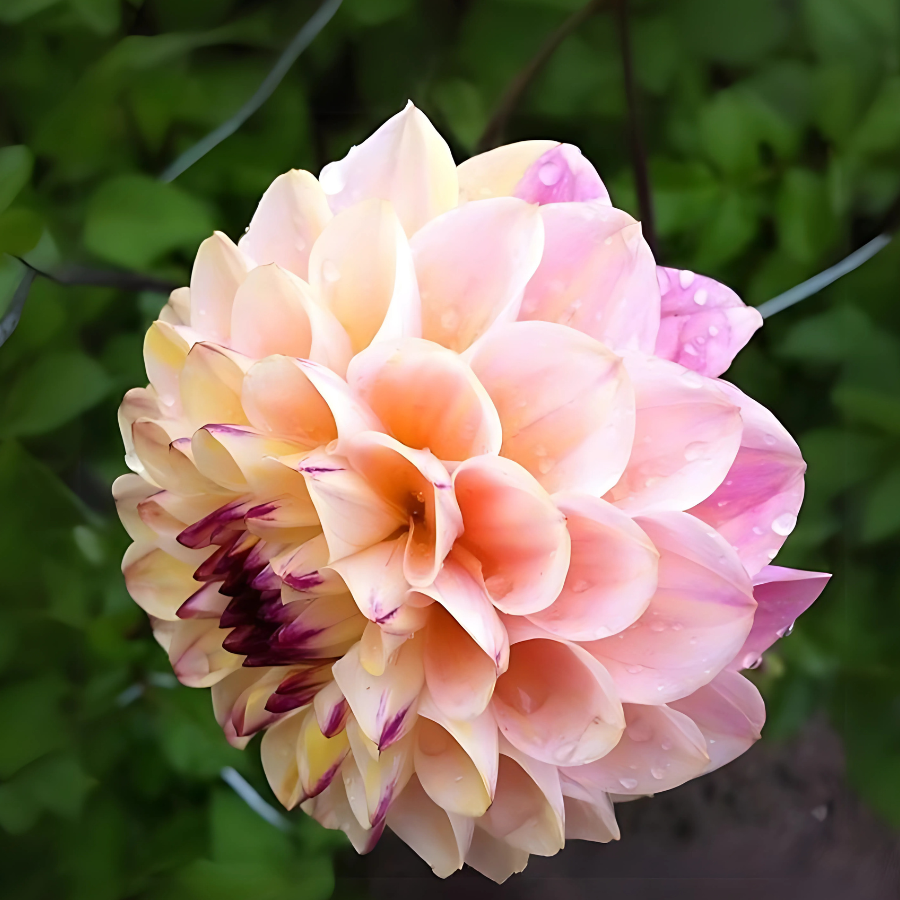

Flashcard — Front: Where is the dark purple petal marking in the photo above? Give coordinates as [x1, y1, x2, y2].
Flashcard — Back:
[377, 704, 412, 752]
[178, 498, 254, 549]
[321, 698, 350, 739]
[284, 571, 324, 592]
[299, 466, 345, 475]
[177, 582, 228, 619]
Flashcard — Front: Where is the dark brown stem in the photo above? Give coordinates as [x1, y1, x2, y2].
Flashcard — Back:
[476, 0, 607, 153]
[16, 258, 179, 294]
[616, 0, 658, 257]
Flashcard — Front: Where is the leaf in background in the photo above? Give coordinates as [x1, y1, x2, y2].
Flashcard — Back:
[0, 679, 68, 779]
[862, 466, 900, 543]
[0, 146, 34, 215]
[84, 175, 213, 268]
[694, 188, 760, 268]
[69, 0, 121, 36]
[832, 384, 900, 435]
[1, 350, 112, 438]
[0, 0, 61, 24]
[0, 208, 43, 256]
[848, 75, 900, 158]
[433, 79, 487, 152]
[345, 0, 412, 26]
[678, 0, 789, 65]
[776, 168, 840, 265]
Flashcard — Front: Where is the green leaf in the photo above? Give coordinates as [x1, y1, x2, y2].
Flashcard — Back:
[0, 145, 34, 215]
[862, 466, 900, 542]
[694, 189, 760, 268]
[0, 0, 62, 24]
[776, 168, 839, 264]
[678, 0, 789, 65]
[832, 384, 900, 434]
[84, 175, 213, 268]
[69, 0, 120, 35]
[344, 0, 412, 26]
[0, 679, 68, 779]
[1, 350, 112, 438]
[848, 75, 900, 157]
[0, 208, 43, 256]
[432, 79, 487, 152]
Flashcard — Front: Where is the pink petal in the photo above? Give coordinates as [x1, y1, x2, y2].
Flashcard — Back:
[347, 337, 501, 462]
[238, 169, 332, 280]
[688, 382, 806, 576]
[731, 565, 830, 670]
[319, 102, 458, 236]
[464, 827, 530, 883]
[584, 510, 756, 704]
[514, 143, 610, 206]
[308, 198, 421, 353]
[519, 203, 660, 354]
[159, 286, 190, 327]
[493, 639, 624, 766]
[453, 455, 570, 615]
[669, 668, 765, 772]
[606, 354, 743, 514]
[655, 266, 763, 378]
[457, 140, 557, 204]
[468, 321, 635, 496]
[528, 495, 658, 641]
[561, 783, 619, 843]
[562, 703, 708, 796]
[189, 231, 254, 343]
[411, 197, 544, 353]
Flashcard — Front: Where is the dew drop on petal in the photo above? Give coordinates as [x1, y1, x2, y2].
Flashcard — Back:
[440, 309, 460, 331]
[619, 777, 638, 790]
[764, 433, 777, 446]
[660, 739, 673, 751]
[322, 259, 341, 283]
[571, 580, 591, 594]
[679, 269, 696, 289]
[625, 664, 644, 674]
[708, 325, 720, 336]
[649, 620, 666, 633]
[752, 526, 764, 535]
[627, 721, 653, 743]
[650, 767, 666, 781]
[694, 289, 708, 306]
[538, 162, 563, 186]
[772, 513, 797, 536]
[683, 343, 699, 356]
[684, 441, 706, 461]
[538, 458, 554, 475]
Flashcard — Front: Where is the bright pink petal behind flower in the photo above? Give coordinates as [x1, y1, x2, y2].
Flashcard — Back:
[514, 143, 610, 206]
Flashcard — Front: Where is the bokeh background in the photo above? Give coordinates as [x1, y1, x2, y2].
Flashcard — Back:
[1, 0, 900, 897]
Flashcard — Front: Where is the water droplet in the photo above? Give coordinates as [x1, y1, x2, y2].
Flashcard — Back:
[679, 269, 696, 289]
[534, 444, 548, 457]
[538, 162, 563, 186]
[322, 259, 341, 283]
[650, 767, 666, 781]
[619, 777, 638, 790]
[571, 580, 591, 594]
[626, 664, 644, 674]
[660, 739, 672, 751]
[455, 776, 463, 783]
[414, 490, 426, 503]
[708, 325, 720, 337]
[772, 513, 797, 536]
[767, 548, 778, 559]
[752, 526, 764, 535]
[683, 343, 699, 356]
[440, 309, 460, 331]
[717, 500, 728, 508]
[763, 433, 777, 446]
[485, 574, 512, 599]
[671, 622, 684, 631]
[689, 637, 698, 645]
[627, 721, 653, 742]
[744, 654, 763, 670]
[778, 621, 795, 638]
[684, 441, 706, 461]
[694, 289, 708, 306]
[649, 620, 666, 633]
[538, 458, 554, 475]
[603, 236, 613, 246]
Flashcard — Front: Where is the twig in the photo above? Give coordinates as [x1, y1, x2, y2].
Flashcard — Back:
[23, 260, 180, 294]
[476, 0, 607, 153]
[616, 0, 657, 257]
[159, 0, 343, 183]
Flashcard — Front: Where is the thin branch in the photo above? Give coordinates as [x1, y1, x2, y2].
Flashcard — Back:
[476, 0, 607, 153]
[616, 0, 657, 257]
[159, 0, 343, 183]
[0, 267, 36, 348]
[24, 260, 180, 294]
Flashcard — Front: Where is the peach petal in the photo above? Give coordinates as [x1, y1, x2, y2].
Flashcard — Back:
[528, 495, 658, 641]
[468, 321, 635, 495]
[308, 198, 421, 353]
[319, 102, 457, 236]
[514, 143, 610, 206]
[113, 474, 159, 545]
[519, 203, 660, 354]
[493, 639, 624, 766]
[562, 792, 620, 843]
[301, 776, 383, 854]
[314, 679, 350, 738]
[261, 711, 306, 809]
[159, 286, 191, 327]
[688, 382, 806, 576]
[144, 320, 189, 410]
[189, 231, 254, 343]
[464, 826, 530, 883]
[238, 169, 333, 280]
[562, 703, 708, 796]
[122, 544, 207, 620]
[270, 534, 347, 596]
[457, 140, 557, 204]
[297, 705, 351, 799]
[168, 617, 242, 688]
[412, 197, 544, 353]
[453, 455, 570, 615]
[606, 354, 743, 514]
[347, 337, 502, 461]
[584, 511, 756, 704]
[179, 342, 251, 430]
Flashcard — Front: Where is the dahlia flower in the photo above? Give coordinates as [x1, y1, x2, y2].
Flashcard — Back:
[115, 103, 829, 881]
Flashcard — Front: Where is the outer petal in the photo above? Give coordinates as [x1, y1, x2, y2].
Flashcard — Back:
[347, 337, 502, 462]
[562, 792, 620, 844]
[606, 354, 743, 515]
[318, 101, 458, 236]
[308, 198, 421, 353]
[514, 143, 610, 206]
[301, 776, 383, 854]
[189, 231, 254, 343]
[465, 827, 529, 883]
[144, 320, 189, 410]
[493, 639, 624, 766]
[519, 203, 660, 354]
[230, 264, 352, 374]
[562, 703, 708, 796]
[731, 565, 830, 670]
[670, 669, 765, 772]
[122, 544, 207, 620]
[411, 197, 544, 353]
[688, 382, 806, 576]
[453, 455, 570, 615]
[212, 666, 284, 748]
[179, 342, 251, 430]
[167, 618, 242, 688]
[528, 495, 658, 641]
[238, 169, 333, 280]
[468, 321, 635, 496]
[261, 711, 306, 810]
[655, 267, 763, 378]
[584, 511, 756, 704]
[457, 140, 557, 203]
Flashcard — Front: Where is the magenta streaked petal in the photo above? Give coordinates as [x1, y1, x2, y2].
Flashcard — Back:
[514, 143, 609, 206]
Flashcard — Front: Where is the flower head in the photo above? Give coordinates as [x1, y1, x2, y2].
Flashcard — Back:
[116, 103, 829, 881]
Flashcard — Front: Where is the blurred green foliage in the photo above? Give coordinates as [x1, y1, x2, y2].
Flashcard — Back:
[1, 0, 900, 895]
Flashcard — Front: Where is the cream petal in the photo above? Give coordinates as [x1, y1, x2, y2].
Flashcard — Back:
[468, 321, 635, 495]
[230, 263, 353, 375]
[119, 386, 169, 475]
[464, 826, 530, 883]
[211, 666, 291, 746]
[670, 669, 765, 773]
[386, 774, 473, 878]
[688, 382, 806, 576]
[584, 511, 756, 704]
[167, 617, 242, 687]
[301, 776, 384, 854]
[314, 679, 351, 738]
[144, 320, 190, 410]
[319, 102, 457, 236]
[519, 202, 660, 353]
[238, 169, 333, 280]
[308, 198, 421, 354]
[332, 637, 425, 750]
[159, 286, 191, 326]
[412, 197, 544, 353]
[344, 433, 462, 587]
[457, 140, 557, 204]
[606, 354, 743, 514]
[562, 793, 620, 843]
[347, 337, 502, 461]
[528, 495, 658, 641]
[359, 621, 409, 676]
[492, 639, 624, 767]
[179, 342, 251, 430]
[453, 455, 569, 615]
[189, 231, 254, 343]
[514, 143, 610, 206]
[562, 703, 709, 796]
[297, 705, 351, 799]
[113, 473, 159, 544]
[269, 534, 347, 596]
[122, 544, 207, 620]
[260, 711, 306, 809]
